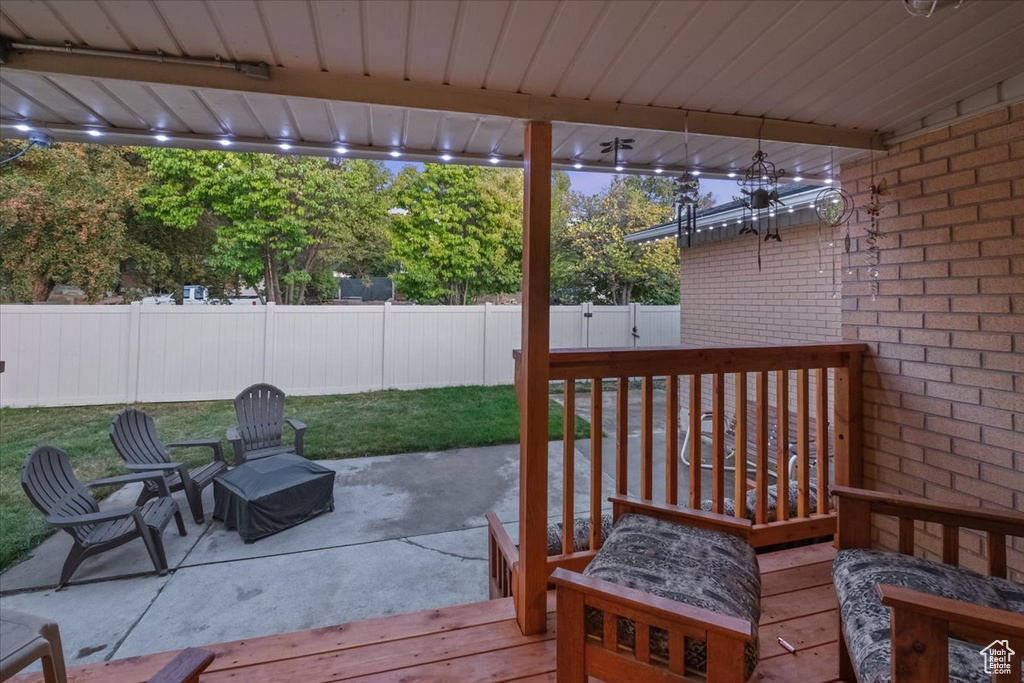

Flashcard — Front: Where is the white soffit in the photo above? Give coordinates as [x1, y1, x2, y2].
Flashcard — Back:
[1, 0, 1023, 174]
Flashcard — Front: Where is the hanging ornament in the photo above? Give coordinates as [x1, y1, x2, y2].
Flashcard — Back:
[859, 150, 889, 301]
[674, 172, 700, 247]
[815, 143, 855, 299]
[738, 119, 785, 271]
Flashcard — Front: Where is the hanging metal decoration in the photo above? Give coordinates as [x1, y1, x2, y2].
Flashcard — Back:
[738, 120, 786, 271]
[815, 144, 855, 299]
[599, 137, 634, 168]
[674, 172, 701, 248]
[859, 154, 889, 300]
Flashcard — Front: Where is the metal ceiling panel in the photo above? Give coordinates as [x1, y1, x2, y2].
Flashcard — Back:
[286, 98, 337, 143]
[406, 1, 461, 84]
[403, 108, 445, 150]
[446, 0, 511, 89]
[259, 1, 323, 70]
[481, 0, 559, 92]
[147, 84, 225, 134]
[363, 0, 410, 80]
[517, 0, 607, 97]
[329, 101, 371, 144]
[148, 1, 229, 59]
[47, 0, 134, 51]
[204, 0, 273, 64]
[1, 71, 103, 125]
[44, 75, 149, 129]
[308, 1, 364, 74]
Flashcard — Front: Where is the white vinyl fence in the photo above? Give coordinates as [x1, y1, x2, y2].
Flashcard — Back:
[0, 303, 680, 408]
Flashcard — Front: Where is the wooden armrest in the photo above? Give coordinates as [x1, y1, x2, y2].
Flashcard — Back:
[486, 511, 519, 563]
[148, 647, 215, 683]
[609, 494, 752, 540]
[550, 568, 752, 640]
[878, 584, 1024, 641]
[832, 486, 1024, 536]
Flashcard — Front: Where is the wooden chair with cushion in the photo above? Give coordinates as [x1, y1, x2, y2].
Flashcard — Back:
[110, 409, 227, 524]
[21, 446, 187, 589]
[227, 383, 307, 465]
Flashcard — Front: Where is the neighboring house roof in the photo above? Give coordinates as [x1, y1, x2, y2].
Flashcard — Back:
[624, 183, 826, 248]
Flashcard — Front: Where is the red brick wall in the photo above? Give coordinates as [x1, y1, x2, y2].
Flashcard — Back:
[679, 222, 843, 346]
[840, 103, 1024, 580]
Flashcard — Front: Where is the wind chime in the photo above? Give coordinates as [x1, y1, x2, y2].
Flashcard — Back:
[673, 114, 700, 248]
[815, 145, 855, 299]
[738, 120, 786, 271]
[859, 151, 889, 300]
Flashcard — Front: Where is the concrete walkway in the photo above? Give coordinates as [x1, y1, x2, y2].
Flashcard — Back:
[0, 389, 734, 672]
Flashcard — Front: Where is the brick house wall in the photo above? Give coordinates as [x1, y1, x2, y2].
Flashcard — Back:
[839, 103, 1024, 580]
[679, 222, 843, 346]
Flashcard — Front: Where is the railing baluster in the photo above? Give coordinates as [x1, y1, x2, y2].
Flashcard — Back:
[562, 380, 575, 556]
[640, 376, 654, 500]
[616, 377, 629, 496]
[899, 517, 915, 555]
[756, 372, 769, 525]
[688, 374, 703, 509]
[943, 525, 959, 566]
[796, 369, 811, 518]
[603, 611, 618, 651]
[636, 621, 651, 663]
[665, 375, 679, 506]
[735, 373, 748, 520]
[668, 632, 685, 674]
[590, 379, 603, 552]
[989, 532, 1007, 578]
[711, 373, 726, 514]
[815, 368, 830, 515]
[775, 370, 789, 523]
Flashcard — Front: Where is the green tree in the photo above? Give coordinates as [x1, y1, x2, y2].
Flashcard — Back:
[391, 164, 523, 304]
[0, 141, 143, 302]
[551, 175, 714, 305]
[139, 149, 392, 304]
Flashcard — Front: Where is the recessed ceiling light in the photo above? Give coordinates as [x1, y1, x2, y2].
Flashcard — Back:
[441, 154, 452, 161]
[793, 176, 803, 182]
[722, 223, 727, 227]
[279, 142, 292, 150]
[15, 124, 31, 132]
[727, 172, 736, 178]
[824, 178, 834, 184]
[155, 134, 169, 142]
[86, 129, 103, 137]
[389, 150, 402, 158]
[654, 168, 663, 174]
[691, 170, 701, 176]
[788, 208, 794, 213]
[218, 139, 233, 147]
[336, 146, 348, 154]
[489, 157, 500, 164]
[696, 229, 702, 233]
[615, 165, 624, 172]
[573, 162, 583, 169]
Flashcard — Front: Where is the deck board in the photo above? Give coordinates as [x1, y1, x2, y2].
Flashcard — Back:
[20, 543, 842, 683]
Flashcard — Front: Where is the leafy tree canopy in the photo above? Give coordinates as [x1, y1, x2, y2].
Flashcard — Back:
[391, 164, 523, 304]
[0, 141, 143, 302]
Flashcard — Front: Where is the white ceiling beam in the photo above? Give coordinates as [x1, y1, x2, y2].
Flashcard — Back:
[2, 48, 885, 151]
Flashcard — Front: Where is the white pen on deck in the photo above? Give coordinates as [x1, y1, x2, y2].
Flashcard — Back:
[778, 637, 797, 654]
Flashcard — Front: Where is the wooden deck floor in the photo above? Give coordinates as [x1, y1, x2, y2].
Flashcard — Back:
[22, 542, 840, 683]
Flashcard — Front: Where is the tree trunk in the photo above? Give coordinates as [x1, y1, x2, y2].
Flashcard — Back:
[31, 274, 55, 302]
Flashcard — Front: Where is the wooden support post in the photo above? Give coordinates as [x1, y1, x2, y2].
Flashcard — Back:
[517, 120, 552, 636]
[834, 352, 863, 489]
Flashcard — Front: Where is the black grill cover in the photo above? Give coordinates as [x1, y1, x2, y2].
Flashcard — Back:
[213, 454, 334, 541]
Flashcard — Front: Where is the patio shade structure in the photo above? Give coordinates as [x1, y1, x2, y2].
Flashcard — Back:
[2, 0, 1024, 641]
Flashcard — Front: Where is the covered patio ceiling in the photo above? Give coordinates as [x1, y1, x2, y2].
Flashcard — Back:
[2, 0, 1023, 180]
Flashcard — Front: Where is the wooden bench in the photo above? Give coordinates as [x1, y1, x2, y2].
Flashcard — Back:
[832, 487, 1024, 683]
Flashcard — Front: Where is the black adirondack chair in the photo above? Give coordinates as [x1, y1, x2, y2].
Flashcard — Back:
[21, 446, 187, 589]
[109, 409, 227, 524]
[227, 383, 307, 465]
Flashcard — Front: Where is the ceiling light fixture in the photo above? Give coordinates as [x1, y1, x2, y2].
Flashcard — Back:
[691, 170, 701, 176]
[615, 165, 624, 172]
[573, 162, 583, 169]
[903, 0, 964, 17]
[389, 150, 402, 158]
[727, 172, 737, 178]
[336, 146, 348, 154]
[824, 178, 834, 184]
[218, 139, 233, 147]
[654, 168, 663, 174]
[15, 124, 31, 132]
[793, 176, 804, 182]
[86, 129, 103, 137]
[489, 157, 500, 164]
[441, 154, 453, 161]
[155, 134, 169, 142]
[278, 142, 292, 150]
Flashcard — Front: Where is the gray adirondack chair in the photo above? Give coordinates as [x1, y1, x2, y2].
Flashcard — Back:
[21, 446, 187, 589]
[227, 383, 307, 464]
[109, 409, 227, 524]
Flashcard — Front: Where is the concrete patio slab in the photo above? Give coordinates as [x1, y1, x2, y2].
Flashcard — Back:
[0, 485, 207, 593]
[0, 573, 171, 668]
[111, 525, 492, 659]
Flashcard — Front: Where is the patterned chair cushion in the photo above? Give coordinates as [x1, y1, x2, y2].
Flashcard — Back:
[546, 514, 614, 555]
[833, 548, 1024, 683]
[700, 480, 827, 522]
[581, 513, 761, 680]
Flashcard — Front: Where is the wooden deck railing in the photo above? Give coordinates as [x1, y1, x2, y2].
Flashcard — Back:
[509, 342, 866, 584]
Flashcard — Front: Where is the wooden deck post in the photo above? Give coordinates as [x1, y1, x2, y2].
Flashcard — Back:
[517, 120, 552, 636]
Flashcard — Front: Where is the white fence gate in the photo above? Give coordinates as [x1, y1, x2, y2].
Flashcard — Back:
[0, 303, 681, 407]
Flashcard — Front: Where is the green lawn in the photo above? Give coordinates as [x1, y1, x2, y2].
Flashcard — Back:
[0, 385, 589, 572]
